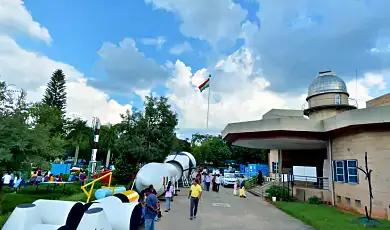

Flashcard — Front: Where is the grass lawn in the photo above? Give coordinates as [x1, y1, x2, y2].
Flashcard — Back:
[0, 183, 96, 228]
[274, 202, 390, 230]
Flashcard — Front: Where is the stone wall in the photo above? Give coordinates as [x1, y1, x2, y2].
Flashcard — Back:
[366, 93, 390, 108]
[331, 129, 390, 219]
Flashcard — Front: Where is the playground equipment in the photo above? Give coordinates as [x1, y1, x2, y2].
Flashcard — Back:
[81, 171, 139, 203]
[3, 196, 142, 230]
[134, 151, 197, 196]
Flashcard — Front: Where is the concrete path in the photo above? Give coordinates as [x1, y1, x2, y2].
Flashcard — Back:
[154, 186, 312, 230]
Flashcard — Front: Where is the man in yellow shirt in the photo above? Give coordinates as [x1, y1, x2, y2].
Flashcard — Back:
[188, 179, 202, 220]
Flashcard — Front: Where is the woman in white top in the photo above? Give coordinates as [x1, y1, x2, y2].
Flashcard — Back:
[165, 181, 175, 212]
[215, 174, 221, 192]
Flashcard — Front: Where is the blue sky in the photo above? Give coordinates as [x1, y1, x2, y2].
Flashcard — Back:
[1, 0, 390, 139]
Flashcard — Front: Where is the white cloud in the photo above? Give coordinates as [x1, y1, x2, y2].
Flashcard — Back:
[0, 0, 51, 44]
[346, 72, 388, 108]
[169, 42, 193, 55]
[241, 0, 390, 92]
[166, 48, 305, 130]
[0, 35, 131, 124]
[145, 0, 247, 48]
[140, 36, 167, 49]
[90, 38, 169, 94]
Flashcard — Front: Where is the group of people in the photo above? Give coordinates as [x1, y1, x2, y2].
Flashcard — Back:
[1, 172, 19, 187]
[28, 171, 64, 185]
[196, 172, 221, 192]
[140, 182, 175, 230]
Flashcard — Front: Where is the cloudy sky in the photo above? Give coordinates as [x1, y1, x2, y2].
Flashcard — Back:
[1, 0, 390, 138]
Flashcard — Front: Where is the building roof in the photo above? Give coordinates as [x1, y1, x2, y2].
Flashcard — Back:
[222, 106, 390, 149]
[307, 72, 348, 99]
[262, 109, 304, 119]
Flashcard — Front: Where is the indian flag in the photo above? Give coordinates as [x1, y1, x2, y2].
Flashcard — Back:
[198, 75, 211, 92]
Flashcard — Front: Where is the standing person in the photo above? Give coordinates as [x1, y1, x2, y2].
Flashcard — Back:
[148, 184, 157, 195]
[165, 181, 174, 212]
[257, 170, 263, 186]
[204, 174, 211, 191]
[188, 179, 202, 220]
[211, 175, 216, 192]
[215, 174, 221, 192]
[233, 179, 238, 196]
[2, 172, 11, 185]
[196, 172, 202, 185]
[145, 191, 158, 230]
[79, 170, 87, 186]
[239, 180, 246, 198]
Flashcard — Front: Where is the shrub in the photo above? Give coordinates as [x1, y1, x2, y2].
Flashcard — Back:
[308, 195, 322, 205]
[61, 174, 70, 182]
[266, 185, 293, 201]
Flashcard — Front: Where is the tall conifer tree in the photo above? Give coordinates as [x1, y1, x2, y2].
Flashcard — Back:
[43, 69, 67, 114]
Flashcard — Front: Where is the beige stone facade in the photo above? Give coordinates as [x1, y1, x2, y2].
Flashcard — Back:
[268, 149, 279, 178]
[331, 128, 390, 219]
[366, 93, 390, 108]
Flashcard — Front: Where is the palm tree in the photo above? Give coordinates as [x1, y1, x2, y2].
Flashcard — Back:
[100, 124, 118, 168]
[67, 118, 91, 166]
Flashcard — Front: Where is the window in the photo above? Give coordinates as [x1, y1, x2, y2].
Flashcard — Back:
[337, 196, 341, 203]
[333, 160, 359, 184]
[355, 199, 361, 208]
[272, 162, 279, 173]
[335, 94, 341, 104]
[345, 197, 351, 206]
[347, 160, 358, 183]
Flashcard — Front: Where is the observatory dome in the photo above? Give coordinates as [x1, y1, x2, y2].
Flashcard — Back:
[307, 71, 348, 99]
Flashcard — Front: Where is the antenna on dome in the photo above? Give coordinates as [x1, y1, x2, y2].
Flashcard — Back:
[318, 70, 335, 76]
[356, 69, 358, 104]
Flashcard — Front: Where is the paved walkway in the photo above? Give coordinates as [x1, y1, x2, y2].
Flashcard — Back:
[154, 186, 312, 230]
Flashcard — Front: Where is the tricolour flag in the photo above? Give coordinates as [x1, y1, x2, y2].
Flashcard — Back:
[198, 75, 211, 92]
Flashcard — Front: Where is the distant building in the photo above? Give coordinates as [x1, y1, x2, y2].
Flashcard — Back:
[222, 71, 390, 219]
[366, 93, 390, 108]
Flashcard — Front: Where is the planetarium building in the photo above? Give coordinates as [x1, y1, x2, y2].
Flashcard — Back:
[222, 71, 390, 219]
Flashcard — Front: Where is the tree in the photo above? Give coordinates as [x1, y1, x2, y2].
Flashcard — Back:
[228, 143, 268, 164]
[0, 81, 65, 172]
[194, 135, 232, 166]
[114, 95, 178, 183]
[173, 137, 191, 153]
[43, 69, 67, 114]
[67, 118, 91, 165]
[100, 124, 119, 167]
[29, 103, 63, 135]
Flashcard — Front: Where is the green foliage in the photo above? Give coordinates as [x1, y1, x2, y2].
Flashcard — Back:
[66, 117, 92, 162]
[191, 134, 231, 166]
[308, 195, 322, 205]
[42, 69, 67, 114]
[0, 83, 65, 172]
[227, 142, 268, 164]
[173, 137, 191, 153]
[61, 174, 70, 182]
[266, 185, 293, 201]
[114, 95, 178, 182]
[274, 202, 390, 230]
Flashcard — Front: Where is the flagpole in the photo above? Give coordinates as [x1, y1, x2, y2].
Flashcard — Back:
[206, 75, 211, 129]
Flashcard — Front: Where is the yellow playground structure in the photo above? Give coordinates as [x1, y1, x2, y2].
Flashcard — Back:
[81, 172, 139, 203]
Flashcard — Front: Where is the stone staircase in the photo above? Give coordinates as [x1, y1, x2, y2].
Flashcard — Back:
[248, 181, 275, 197]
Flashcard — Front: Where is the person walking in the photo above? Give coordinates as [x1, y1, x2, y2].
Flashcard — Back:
[145, 191, 159, 230]
[165, 181, 174, 212]
[205, 174, 211, 191]
[215, 174, 221, 192]
[188, 179, 202, 220]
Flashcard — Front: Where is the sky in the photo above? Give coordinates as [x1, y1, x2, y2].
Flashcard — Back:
[1, 0, 390, 139]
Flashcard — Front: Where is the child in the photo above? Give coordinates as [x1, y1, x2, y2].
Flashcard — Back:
[239, 180, 246, 198]
[233, 179, 238, 196]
